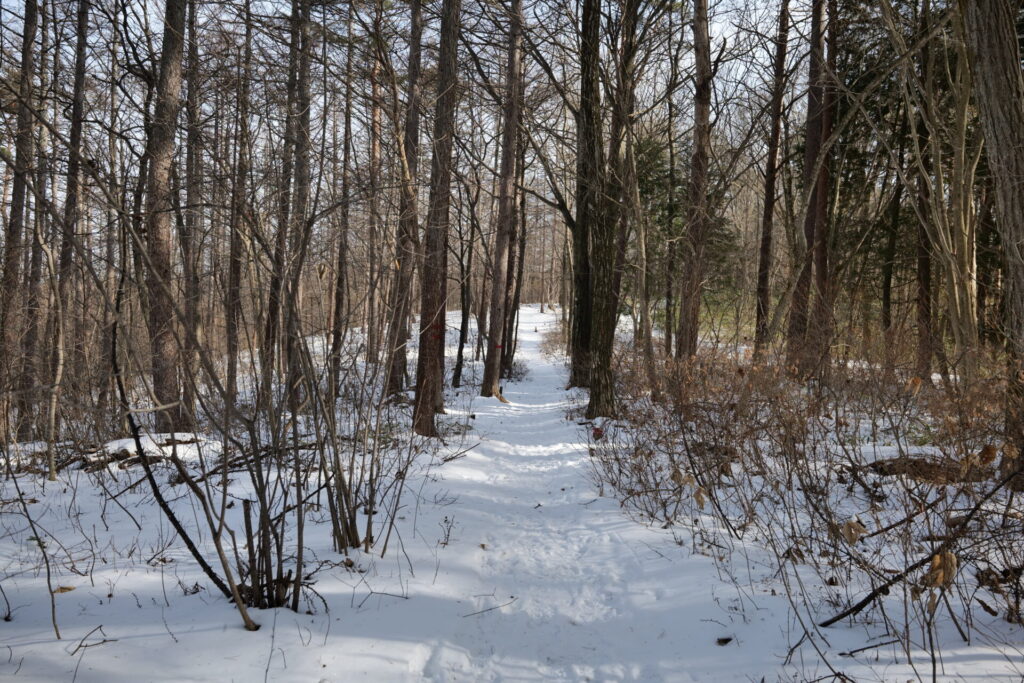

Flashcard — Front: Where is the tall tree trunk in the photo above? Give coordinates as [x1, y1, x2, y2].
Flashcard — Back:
[1, 0, 38, 438]
[260, 0, 300, 416]
[754, 0, 789, 359]
[226, 0, 253, 411]
[664, 6, 678, 358]
[588, 0, 640, 417]
[384, 0, 424, 398]
[145, 0, 189, 432]
[481, 0, 523, 400]
[365, 0, 384, 366]
[785, 0, 826, 373]
[17, 0, 51, 441]
[569, 0, 602, 388]
[329, 9, 354, 400]
[675, 0, 712, 360]
[413, 0, 461, 436]
[807, 0, 836, 373]
[47, 0, 90, 471]
[180, 0, 201, 421]
[283, 0, 313, 609]
[960, 0, 1024, 486]
[913, 0, 935, 381]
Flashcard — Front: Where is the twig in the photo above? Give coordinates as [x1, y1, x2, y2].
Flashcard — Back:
[839, 639, 900, 657]
[461, 596, 517, 617]
[68, 625, 117, 656]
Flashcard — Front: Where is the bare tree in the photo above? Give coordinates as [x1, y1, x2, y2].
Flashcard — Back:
[675, 0, 712, 360]
[481, 0, 524, 401]
[413, 0, 462, 436]
[144, 0, 190, 432]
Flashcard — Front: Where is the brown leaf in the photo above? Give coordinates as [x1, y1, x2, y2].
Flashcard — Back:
[979, 444, 999, 466]
[922, 551, 958, 588]
[841, 520, 868, 545]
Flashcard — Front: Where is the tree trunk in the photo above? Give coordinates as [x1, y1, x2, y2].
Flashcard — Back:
[960, 0, 1024, 485]
[588, 0, 640, 417]
[329, 9, 354, 400]
[145, 0, 189, 432]
[569, 0, 602, 388]
[413, 0, 461, 436]
[675, 0, 712, 360]
[226, 0, 253, 411]
[384, 0, 423, 398]
[481, 0, 523, 399]
[181, 0, 201, 421]
[807, 0, 836, 373]
[754, 0, 789, 359]
[1, 0, 38, 437]
[785, 0, 826, 374]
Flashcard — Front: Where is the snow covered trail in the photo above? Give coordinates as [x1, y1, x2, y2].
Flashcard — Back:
[321, 306, 789, 682]
[2, 306, 798, 682]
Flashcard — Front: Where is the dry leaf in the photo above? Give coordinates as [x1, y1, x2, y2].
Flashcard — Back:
[670, 468, 684, 486]
[52, 586, 75, 594]
[841, 520, 868, 545]
[694, 487, 707, 510]
[978, 444, 999, 466]
[1003, 441, 1019, 462]
[922, 551, 958, 588]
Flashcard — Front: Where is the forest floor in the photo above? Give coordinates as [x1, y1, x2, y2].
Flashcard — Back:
[2, 306, 1021, 681]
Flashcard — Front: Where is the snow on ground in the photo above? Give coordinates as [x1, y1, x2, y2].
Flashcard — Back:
[2, 306, 1021, 681]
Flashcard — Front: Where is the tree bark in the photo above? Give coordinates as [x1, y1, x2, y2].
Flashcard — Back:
[588, 0, 640, 417]
[413, 0, 461, 436]
[785, 0, 827, 374]
[144, 0, 189, 432]
[384, 0, 424, 398]
[481, 0, 524, 400]
[569, 0, 602, 388]
[675, 0, 712, 360]
[1, 0, 38, 437]
[754, 0, 789, 359]
[226, 0, 253, 411]
[960, 0, 1024, 485]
